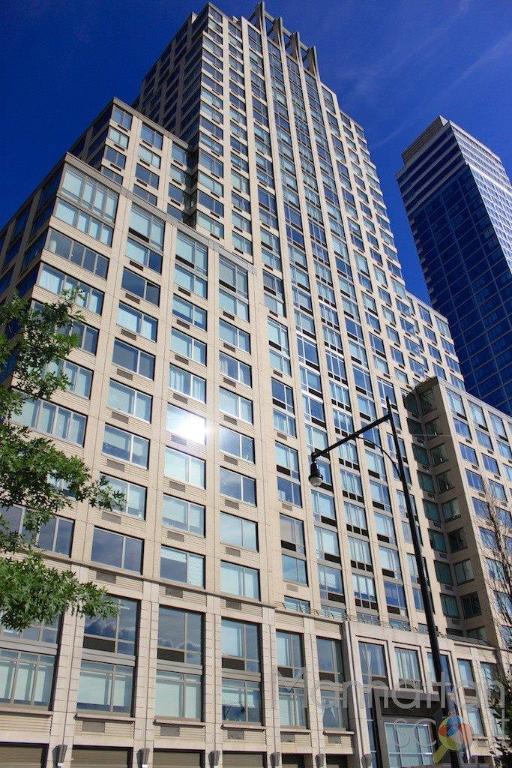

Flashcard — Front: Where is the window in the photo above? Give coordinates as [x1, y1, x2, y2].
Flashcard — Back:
[157, 607, 202, 664]
[3, 506, 74, 556]
[429, 529, 447, 553]
[321, 689, 346, 729]
[162, 495, 205, 536]
[170, 364, 206, 403]
[220, 467, 256, 504]
[156, 606, 204, 727]
[112, 105, 132, 129]
[458, 659, 475, 688]
[83, 597, 138, 655]
[312, 490, 337, 522]
[108, 125, 129, 149]
[341, 469, 363, 497]
[126, 237, 162, 273]
[0, 650, 54, 706]
[167, 404, 206, 445]
[435, 561, 453, 585]
[396, 648, 421, 685]
[129, 204, 164, 249]
[277, 632, 306, 726]
[219, 426, 254, 462]
[61, 166, 118, 222]
[466, 704, 485, 736]
[16, 398, 86, 446]
[222, 678, 261, 723]
[359, 642, 387, 683]
[461, 593, 481, 618]
[384, 581, 407, 613]
[132, 178, 156, 201]
[175, 263, 208, 299]
[280, 514, 305, 554]
[316, 527, 340, 560]
[39, 264, 104, 314]
[220, 387, 253, 423]
[171, 329, 206, 364]
[317, 637, 344, 683]
[101, 475, 146, 519]
[122, 268, 160, 305]
[141, 123, 163, 149]
[69, 319, 98, 354]
[349, 536, 372, 566]
[282, 554, 308, 585]
[375, 512, 396, 542]
[160, 546, 205, 587]
[268, 318, 290, 374]
[155, 670, 202, 720]
[379, 546, 402, 578]
[54, 199, 113, 245]
[91, 527, 142, 572]
[385, 722, 433, 767]
[276, 443, 302, 506]
[454, 559, 474, 584]
[112, 338, 155, 379]
[220, 561, 260, 599]
[173, 295, 207, 329]
[77, 661, 132, 713]
[117, 302, 157, 341]
[46, 359, 92, 399]
[220, 512, 257, 551]
[448, 528, 466, 553]
[279, 685, 307, 727]
[480, 527, 497, 548]
[219, 256, 249, 321]
[222, 619, 260, 672]
[219, 318, 250, 352]
[47, 228, 109, 277]
[219, 351, 252, 386]
[318, 564, 344, 601]
[108, 380, 152, 422]
[164, 448, 205, 488]
[102, 425, 149, 467]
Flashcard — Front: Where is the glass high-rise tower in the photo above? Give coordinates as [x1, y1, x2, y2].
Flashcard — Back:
[0, 6, 510, 768]
[398, 116, 512, 415]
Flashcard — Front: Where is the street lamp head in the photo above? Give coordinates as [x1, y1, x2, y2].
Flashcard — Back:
[309, 460, 323, 487]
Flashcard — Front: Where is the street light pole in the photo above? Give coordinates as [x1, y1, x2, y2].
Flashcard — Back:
[309, 397, 461, 768]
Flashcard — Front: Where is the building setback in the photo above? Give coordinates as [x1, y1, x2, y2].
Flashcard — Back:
[398, 116, 512, 416]
[0, 4, 509, 768]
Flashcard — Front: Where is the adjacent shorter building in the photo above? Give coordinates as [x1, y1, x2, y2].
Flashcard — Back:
[398, 116, 512, 416]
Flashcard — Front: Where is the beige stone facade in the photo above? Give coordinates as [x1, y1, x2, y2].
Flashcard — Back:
[0, 4, 509, 768]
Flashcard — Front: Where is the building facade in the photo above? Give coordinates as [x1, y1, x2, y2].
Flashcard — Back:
[397, 116, 512, 416]
[0, 5, 509, 768]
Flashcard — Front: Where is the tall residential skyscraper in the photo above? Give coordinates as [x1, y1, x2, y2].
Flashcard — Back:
[0, 5, 510, 768]
[397, 116, 512, 415]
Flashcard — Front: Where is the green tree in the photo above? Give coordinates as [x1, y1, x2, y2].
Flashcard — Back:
[0, 293, 119, 631]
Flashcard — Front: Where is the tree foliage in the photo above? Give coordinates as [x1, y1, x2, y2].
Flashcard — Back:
[0, 293, 120, 630]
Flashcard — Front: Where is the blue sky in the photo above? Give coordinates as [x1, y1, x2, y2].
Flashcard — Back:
[1, 0, 511, 301]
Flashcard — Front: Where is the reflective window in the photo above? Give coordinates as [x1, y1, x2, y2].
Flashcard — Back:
[77, 661, 132, 713]
[220, 512, 257, 551]
[91, 527, 143, 572]
[102, 424, 149, 467]
[117, 303, 157, 342]
[220, 561, 259, 599]
[101, 474, 146, 519]
[160, 546, 205, 587]
[162, 495, 205, 536]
